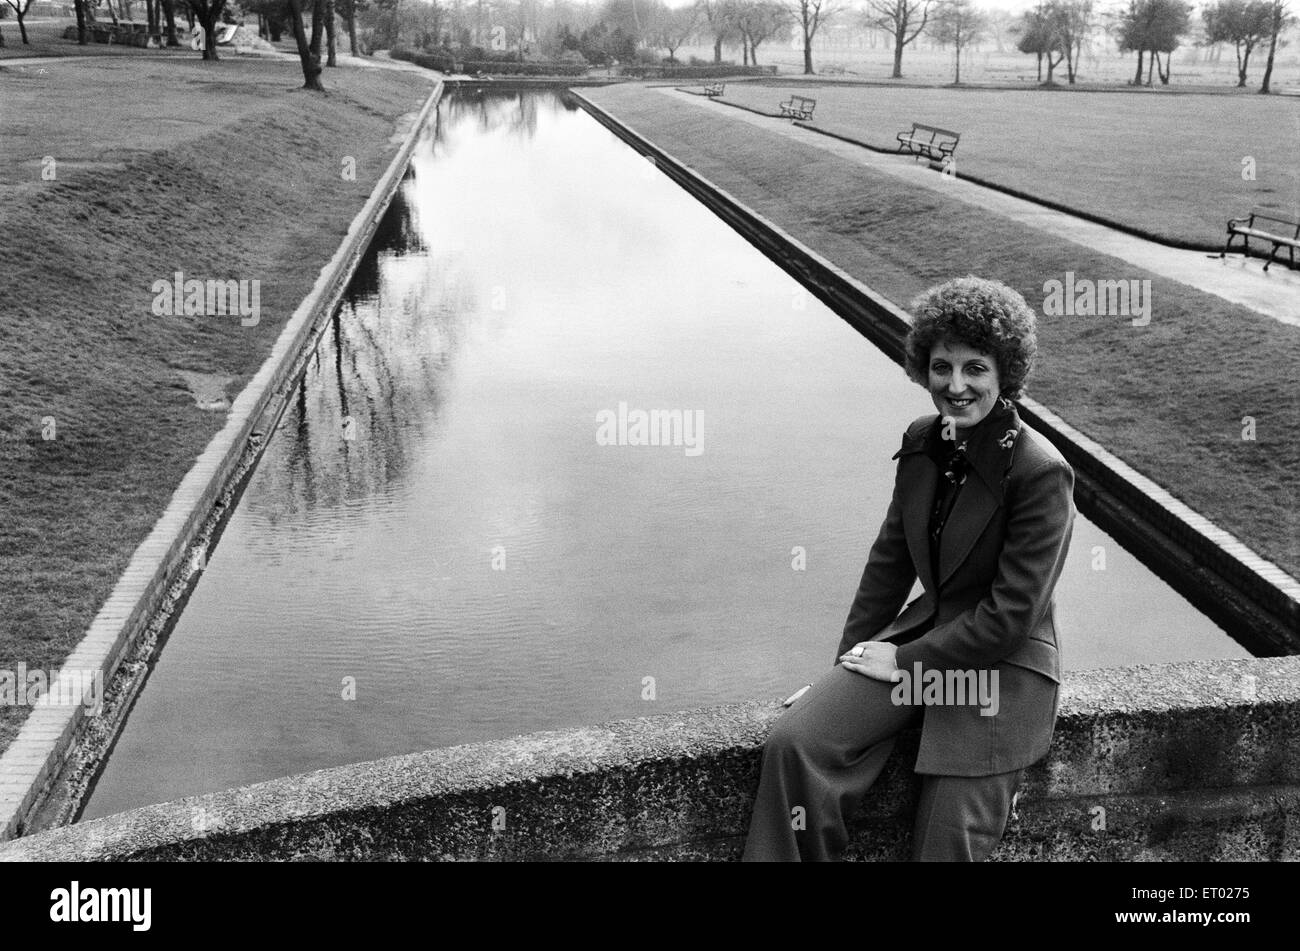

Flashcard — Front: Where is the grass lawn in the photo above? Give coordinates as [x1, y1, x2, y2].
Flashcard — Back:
[704, 81, 1300, 248]
[584, 84, 1299, 588]
[0, 53, 435, 756]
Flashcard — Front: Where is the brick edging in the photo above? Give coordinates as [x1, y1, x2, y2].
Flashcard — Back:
[0, 79, 445, 843]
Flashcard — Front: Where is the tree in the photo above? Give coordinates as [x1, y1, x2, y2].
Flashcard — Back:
[1014, 2, 1060, 82]
[73, 0, 88, 44]
[336, 0, 367, 54]
[699, 0, 739, 63]
[161, 0, 182, 45]
[187, 0, 229, 59]
[865, 0, 934, 79]
[1114, 0, 1192, 86]
[1051, 0, 1095, 84]
[1, 0, 33, 43]
[1258, 0, 1295, 92]
[1202, 0, 1273, 86]
[286, 0, 325, 87]
[646, 2, 700, 63]
[735, 0, 789, 65]
[787, 0, 836, 74]
[932, 0, 987, 84]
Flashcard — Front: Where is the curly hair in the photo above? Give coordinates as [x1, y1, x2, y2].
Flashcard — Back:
[903, 276, 1038, 400]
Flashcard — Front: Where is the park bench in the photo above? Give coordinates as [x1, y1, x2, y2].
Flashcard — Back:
[1222, 207, 1300, 271]
[703, 82, 725, 97]
[896, 123, 961, 165]
[778, 95, 816, 121]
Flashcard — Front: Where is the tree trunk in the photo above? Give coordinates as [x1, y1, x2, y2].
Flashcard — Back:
[1036, 51, 1042, 82]
[75, 0, 88, 44]
[310, 0, 323, 58]
[954, 40, 961, 84]
[804, 30, 814, 74]
[161, 0, 178, 45]
[891, 26, 904, 77]
[1133, 48, 1143, 84]
[347, 10, 357, 55]
[1236, 42, 1248, 86]
[1259, 11, 1280, 93]
[324, 0, 336, 66]
[751, 41, 760, 66]
[16, 6, 30, 43]
[197, 9, 220, 60]
[1157, 51, 1171, 84]
[713, 35, 721, 64]
[287, 0, 324, 89]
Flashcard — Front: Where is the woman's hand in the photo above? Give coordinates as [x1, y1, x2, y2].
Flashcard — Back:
[838, 641, 902, 682]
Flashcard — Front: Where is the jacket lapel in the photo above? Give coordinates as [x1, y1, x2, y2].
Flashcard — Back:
[893, 400, 1024, 592]
[937, 400, 1023, 587]
[893, 435, 937, 596]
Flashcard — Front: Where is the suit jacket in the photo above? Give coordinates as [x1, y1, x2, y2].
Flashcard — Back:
[835, 400, 1076, 776]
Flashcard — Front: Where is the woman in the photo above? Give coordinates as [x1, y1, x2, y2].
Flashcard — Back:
[742, 276, 1076, 862]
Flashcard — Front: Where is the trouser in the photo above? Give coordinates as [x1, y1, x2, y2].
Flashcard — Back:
[741, 664, 1023, 862]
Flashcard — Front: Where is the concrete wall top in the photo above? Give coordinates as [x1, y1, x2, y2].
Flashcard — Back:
[1, 655, 1297, 862]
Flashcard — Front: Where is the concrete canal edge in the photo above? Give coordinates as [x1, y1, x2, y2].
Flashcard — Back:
[567, 88, 1300, 657]
[0, 80, 446, 843]
[1, 656, 1298, 861]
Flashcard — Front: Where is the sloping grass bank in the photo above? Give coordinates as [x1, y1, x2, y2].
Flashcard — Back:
[583, 84, 1299, 587]
[0, 56, 436, 756]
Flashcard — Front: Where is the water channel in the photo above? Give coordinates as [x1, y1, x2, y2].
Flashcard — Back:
[81, 89, 1249, 820]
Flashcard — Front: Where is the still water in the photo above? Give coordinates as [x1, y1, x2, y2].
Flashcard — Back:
[82, 90, 1248, 819]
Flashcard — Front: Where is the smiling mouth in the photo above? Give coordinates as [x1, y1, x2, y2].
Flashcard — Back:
[946, 397, 975, 408]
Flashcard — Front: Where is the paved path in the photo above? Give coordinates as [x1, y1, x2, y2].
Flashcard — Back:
[663, 87, 1300, 329]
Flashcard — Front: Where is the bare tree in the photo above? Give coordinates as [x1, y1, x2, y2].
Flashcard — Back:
[933, 0, 987, 83]
[1, 0, 35, 43]
[787, 0, 836, 74]
[865, 0, 935, 78]
[1258, 0, 1295, 92]
[698, 0, 738, 62]
[736, 0, 790, 65]
[1051, 0, 1094, 84]
[647, 3, 701, 63]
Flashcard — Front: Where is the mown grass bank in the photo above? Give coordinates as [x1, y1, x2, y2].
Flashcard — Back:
[705, 81, 1299, 248]
[0, 54, 436, 756]
[583, 84, 1299, 588]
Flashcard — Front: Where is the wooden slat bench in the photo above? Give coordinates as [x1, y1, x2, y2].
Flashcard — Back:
[778, 95, 816, 121]
[1222, 207, 1300, 271]
[703, 82, 725, 97]
[896, 123, 961, 165]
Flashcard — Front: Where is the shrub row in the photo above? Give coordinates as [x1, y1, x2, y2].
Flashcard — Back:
[389, 48, 589, 77]
[390, 48, 457, 72]
[621, 64, 778, 79]
[458, 60, 590, 77]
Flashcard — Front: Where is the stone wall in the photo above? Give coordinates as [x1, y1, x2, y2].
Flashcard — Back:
[2, 656, 1297, 862]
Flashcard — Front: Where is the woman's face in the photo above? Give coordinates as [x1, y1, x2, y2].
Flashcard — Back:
[927, 338, 1001, 434]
